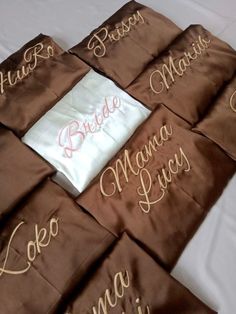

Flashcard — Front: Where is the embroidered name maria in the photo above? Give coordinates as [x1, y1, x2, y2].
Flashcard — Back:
[149, 35, 211, 94]
[0, 42, 54, 94]
[87, 10, 145, 57]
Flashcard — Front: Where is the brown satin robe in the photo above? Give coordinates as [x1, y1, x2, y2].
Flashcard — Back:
[0, 125, 54, 220]
[65, 233, 216, 314]
[126, 24, 236, 124]
[0, 179, 115, 314]
[76, 104, 236, 270]
[69, 0, 181, 88]
[0, 34, 90, 137]
[194, 75, 236, 160]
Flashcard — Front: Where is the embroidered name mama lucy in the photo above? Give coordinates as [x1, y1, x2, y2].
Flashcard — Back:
[58, 96, 121, 158]
[150, 35, 211, 95]
[0, 218, 59, 277]
[87, 10, 145, 57]
[91, 270, 150, 314]
[0, 42, 54, 94]
[100, 125, 191, 213]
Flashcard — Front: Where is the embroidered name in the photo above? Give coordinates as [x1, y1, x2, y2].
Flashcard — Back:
[100, 125, 191, 213]
[0, 217, 59, 277]
[0, 42, 54, 94]
[149, 35, 211, 94]
[230, 90, 236, 112]
[87, 10, 145, 57]
[58, 96, 121, 158]
[92, 270, 150, 314]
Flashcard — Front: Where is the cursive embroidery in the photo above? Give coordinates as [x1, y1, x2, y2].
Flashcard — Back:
[230, 90, 236, 113]
[87, 10, 145, 57]
[100, 125, 191, 212]
[150, 35, 211, 94]
[92, 270, 130, 314]
[58, 96, 121, 158]
[0, 42, 54, 94]
[0, 218, 59, 277]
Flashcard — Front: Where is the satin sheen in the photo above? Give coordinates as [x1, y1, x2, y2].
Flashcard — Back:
[65, 234, 216, 314]
[22, 69, 150, 194]
[70, 0, 181, 88]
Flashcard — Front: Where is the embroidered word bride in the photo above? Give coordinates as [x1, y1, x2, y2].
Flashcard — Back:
[58, 96, 121, 158]
[0, 42, 54, 94]
[100, 124, 191, 213]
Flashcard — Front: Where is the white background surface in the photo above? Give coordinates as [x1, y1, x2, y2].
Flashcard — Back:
[0, 1, 235, 313]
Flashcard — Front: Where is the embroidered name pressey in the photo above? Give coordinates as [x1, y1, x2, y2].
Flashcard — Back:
[149, 35, 211, 94]
[87, 10, 145, 57]
[100, 124, 191, 213]
[91, 270, 150, 314]
[230, 90, 236, 112]
[0, 218, 59, 276]
[0, 42, 54, 94]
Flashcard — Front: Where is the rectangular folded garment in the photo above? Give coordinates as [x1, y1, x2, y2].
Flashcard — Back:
[194, 75, 236, 160]
[0, 179, 115, 314]
[76, 104, 236, 269]
[65, 233, 216, 314]
[126, 24, 236, 124]
[69, 0, 181, 88]
[0, 34, 90, 137]
[22, 69, 150, 195]
[0, 125, 54, 221]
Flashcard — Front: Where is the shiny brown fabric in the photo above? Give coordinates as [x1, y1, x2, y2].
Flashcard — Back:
[0, 179, 114, 314]
[76, 104, 236, 269]
[65, 233, 216, 314]
[0, 125, 54, 220]
[194, 75, 236, 160]
[0, 35, 90, 137]
[69, 1, 181, 88]
[126, 25, 236, 124]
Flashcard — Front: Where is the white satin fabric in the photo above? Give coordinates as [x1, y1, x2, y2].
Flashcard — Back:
[22, 69, 150, 193]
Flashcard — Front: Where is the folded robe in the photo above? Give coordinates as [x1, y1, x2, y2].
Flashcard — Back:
[69, 0, 181, 88]
[194, 74, 236, 160]
[65, 233, 216, 314]
[126, 24, 236, 124]
[0, 125, 54, 220]
[0, 179, 114, 314]
[76, 104, 236, 269]
[0, 34, 90, 137]
[22, 69, 150, 195]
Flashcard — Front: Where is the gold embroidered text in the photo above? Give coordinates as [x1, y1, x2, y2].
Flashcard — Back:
[0, 217, 59, 277]
[150, 35, 211, 94]
[0, 42, 54, 94]
[87, 10, 145, 57]
[230, 90, 236, 113]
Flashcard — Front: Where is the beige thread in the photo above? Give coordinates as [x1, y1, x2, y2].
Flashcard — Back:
[230, 90, 236, 112]
[149, 35, 211, 94]
[0, 42, 54, 94]
[92, 270, 130, 314]
[100, 125, 191, 213]
[100, 124, 173, 197]
[87, 10, 145, 58]
[0, 218, 59, 277]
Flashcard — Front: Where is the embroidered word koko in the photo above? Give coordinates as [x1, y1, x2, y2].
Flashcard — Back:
[149, 35, 211, 94]
[0, 42, 54, 94]
[87, 10, 145, 58]
[100, 125, 191, 213]
[230, 90, 236, 113]
[0, 217, 59, 277]
[92, 270, 150, 314]
[58, 96, 121, 158]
